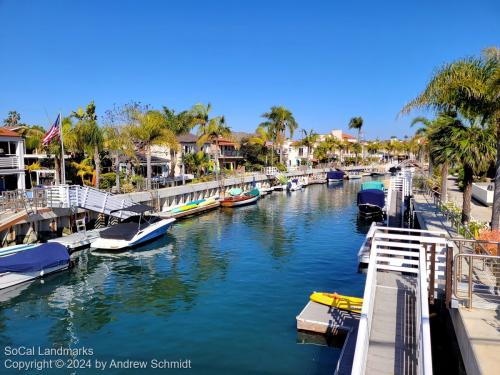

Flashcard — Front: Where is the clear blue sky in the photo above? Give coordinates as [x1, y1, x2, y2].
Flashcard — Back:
[1, 0, 498, 139]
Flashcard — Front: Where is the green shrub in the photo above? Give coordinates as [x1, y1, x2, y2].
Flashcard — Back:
[100, 172, 116, 189]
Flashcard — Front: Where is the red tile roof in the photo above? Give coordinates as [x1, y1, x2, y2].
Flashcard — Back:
[342, 133, 355, 139]
[0, 128, 21, 137]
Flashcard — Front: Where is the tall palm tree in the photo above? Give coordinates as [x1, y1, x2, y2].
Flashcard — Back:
[297, 129, 318, 166]
[249, 126, 273, 165]
[126, 109, 177, 189]
[3, 110, 21, 127]
[348, 116, 364, 143]
[428, 114, 496, 223]
[162, 106, 195, 177]
[260, 106, 298, 164]
[195, 115, 231, 172]
[72, 101, 103, 189]
[401, 49, 500, 229]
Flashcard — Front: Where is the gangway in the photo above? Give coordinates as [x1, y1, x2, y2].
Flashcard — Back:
[44, 185, 136, 219]
[351, 228, 452, 375]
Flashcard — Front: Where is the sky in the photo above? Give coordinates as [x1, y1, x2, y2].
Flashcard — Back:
[0, 0, 499, 140]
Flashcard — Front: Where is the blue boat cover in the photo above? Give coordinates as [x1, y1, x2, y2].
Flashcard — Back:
[361, 181, 385, 191]
[0, 243, 69, 273]
[327, 171, 344, 179]
[357, 189, 385, 208]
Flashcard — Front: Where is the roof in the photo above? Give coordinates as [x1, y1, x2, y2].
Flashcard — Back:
[342, 133, 355, 140]
[218, 139, 237, 146]
[177, 133, 199, 143]
[0, 128, 21, 137]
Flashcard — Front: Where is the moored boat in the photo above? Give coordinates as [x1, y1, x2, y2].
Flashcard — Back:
[326, 171, 344, 182]
[346, 172, 362, 180]
[287, 178, 302, 191]
[357, 189, 385, 217]
[91, 204, 176, 250]
[309, 292, 363, 314]
[220, 189, 260, 207]
[360, 181, 385, 191]
[0, 243, 70, 289]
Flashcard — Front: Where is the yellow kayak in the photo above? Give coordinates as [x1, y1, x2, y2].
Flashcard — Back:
[310, 292, 363, 313]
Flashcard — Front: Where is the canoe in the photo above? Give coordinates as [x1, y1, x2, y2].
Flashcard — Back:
[198, 198, 217, 207]
[309, 292, 363, 313]
[220, 192, 260, 207]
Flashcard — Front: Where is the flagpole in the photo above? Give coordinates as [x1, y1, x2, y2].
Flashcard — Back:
[59, 112, 66, 185]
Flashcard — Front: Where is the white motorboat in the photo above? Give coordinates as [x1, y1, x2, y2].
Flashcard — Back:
[287, 178, 303, 191]
[0, 243, 70, 289]
[273, 184, 288, 191]
[346, 172, 362, 180]
[91, 204, 176, 250]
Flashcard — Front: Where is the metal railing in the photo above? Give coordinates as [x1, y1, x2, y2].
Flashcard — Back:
[453, 253, 500, 310]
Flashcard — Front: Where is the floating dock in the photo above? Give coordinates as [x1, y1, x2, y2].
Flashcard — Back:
[48, 228, 104, 252]
[156, 201, 220, 220]
[296, 301, 359, 375]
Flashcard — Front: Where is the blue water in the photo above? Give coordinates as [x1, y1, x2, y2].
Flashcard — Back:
[0, 182, 371, 374]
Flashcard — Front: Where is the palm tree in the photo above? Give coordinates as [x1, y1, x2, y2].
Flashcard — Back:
[72, 101, 103, 189]
[182, 151, 209, 176]
[297, 129, 318, 166]
[348, 117, 364, 143]
[162, 106, 195, 177]
[14, 125, 45, 153]
[428, 114, 496, 223]
[194, 111, 231, 172]
[126, 109, 177, 189]
[249, 126, 273, 165]
[71, 158, 94, 185]
[260, 106, 298, 164]
[401, 49, 500, 229]
[102, 125, 136, 192]
[26, 161, 41, 188]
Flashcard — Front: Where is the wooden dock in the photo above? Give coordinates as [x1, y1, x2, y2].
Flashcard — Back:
[48, 228, 105, 252]
[296, 301, 359, 374]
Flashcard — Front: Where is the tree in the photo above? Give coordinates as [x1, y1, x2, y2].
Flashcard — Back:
[296, 129, 318, 166]
[102, 125, 135, 192]
[314, 136, 339, 163]
[71, 158, 94, 185]
[126, 109, 177, 189]
[26, 161, 41, 188]
[162, 107, 195, 177]
[402, 49, 500, 228]
[348, 116, 364, 143]
[3, 111, 21, 127]
[428, 114, 496, 223]
[352, 142, 362, 164]
[71, 101, 103, 189]
[260, 106, 298, 164]
[15, 125, 45, 153]
[192, 104, 231, 172]
[182, 151, 209, 176]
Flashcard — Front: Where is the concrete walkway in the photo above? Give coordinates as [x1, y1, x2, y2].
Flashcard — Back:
[446, 176, 492, 224]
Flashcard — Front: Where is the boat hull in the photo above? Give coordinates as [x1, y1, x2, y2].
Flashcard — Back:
[0, 264, 69, 290]
[358, 204, 384, 218]
[220, 194, 259, 207]
[91, 218, 175, 250]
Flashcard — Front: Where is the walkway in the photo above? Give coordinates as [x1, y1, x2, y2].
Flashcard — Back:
[446, 176, 492, 224]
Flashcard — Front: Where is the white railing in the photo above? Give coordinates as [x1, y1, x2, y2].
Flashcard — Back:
[351, 229, 437, 375]
[0, 156, 19, 169]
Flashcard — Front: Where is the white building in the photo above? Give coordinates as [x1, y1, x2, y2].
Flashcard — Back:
[282, 140, 310, 168]
[0, 128, 25, 191]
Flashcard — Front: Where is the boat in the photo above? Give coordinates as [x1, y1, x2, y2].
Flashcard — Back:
[326, 171, 344, 182]
[287, 178, 302, 191]
[357, 189, 385, 217]
[361, 172, 372, 177]
[273, 184, 288, 191]
[371, 171, 386, 177]
[91, 204, 176, 250]
[0, 243, 70, 289]
[309, 292, 363, 314]
[346, 172, 362, 180]
[220, 189, 260, 207]
[360, 181, 385, 191]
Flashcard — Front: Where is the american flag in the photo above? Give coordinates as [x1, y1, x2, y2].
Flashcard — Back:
[42, 114, 61, 146]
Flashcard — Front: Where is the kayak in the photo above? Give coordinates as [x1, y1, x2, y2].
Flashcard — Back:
[309, 292, 363, 313]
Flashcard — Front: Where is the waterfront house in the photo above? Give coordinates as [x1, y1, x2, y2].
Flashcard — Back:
[283, 140, 311, 169]
[0, 128, 25, 191]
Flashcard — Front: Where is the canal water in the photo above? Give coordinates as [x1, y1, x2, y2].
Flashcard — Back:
[0, 181, 372, 374]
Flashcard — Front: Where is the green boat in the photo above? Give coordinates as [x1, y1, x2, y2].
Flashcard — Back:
[360, 181, 385, 191]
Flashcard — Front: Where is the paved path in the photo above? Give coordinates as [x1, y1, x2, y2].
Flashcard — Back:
[446, 176, 492, 224]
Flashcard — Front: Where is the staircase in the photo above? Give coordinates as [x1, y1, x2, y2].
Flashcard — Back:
[45, 185, 136, 219]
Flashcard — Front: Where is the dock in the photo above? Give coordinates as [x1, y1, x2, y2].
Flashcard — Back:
[296, 301, 359, 375]
[156, 201, 220, 220]
[48, 228, 105, 252]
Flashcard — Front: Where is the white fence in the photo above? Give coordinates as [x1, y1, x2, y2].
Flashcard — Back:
[0, 156, 19, 169]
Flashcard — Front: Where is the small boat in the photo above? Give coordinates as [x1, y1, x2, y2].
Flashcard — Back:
[327, 171, 344, 182]
[360, 181, 385, 191]
[273, 184, 288, 191]
[0, 243, 70, 289]
[220, 189, 260, 207]
[287, 178, 302, 191]
[371, 171, 386, 177]
[357, 189, 385, 217]
[361, 172, 372, 177]
[346, 172, 362, 180]
[310, 292, 363, 314]
[91, 204, 176, 250]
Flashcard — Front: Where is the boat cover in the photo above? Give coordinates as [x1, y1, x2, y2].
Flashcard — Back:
[228, 188, 242, 196]
[361, 181, 385, 191]
[357, 189, 385, 208]
[245, 188, 260, 197]
[0, 243, 69, 273]
[110, 204, 154, 214]
[327, 171, 344, 179]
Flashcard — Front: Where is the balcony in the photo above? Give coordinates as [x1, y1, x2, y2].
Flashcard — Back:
[219, 150, 243, 158]
[0, 156, 19, 169]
